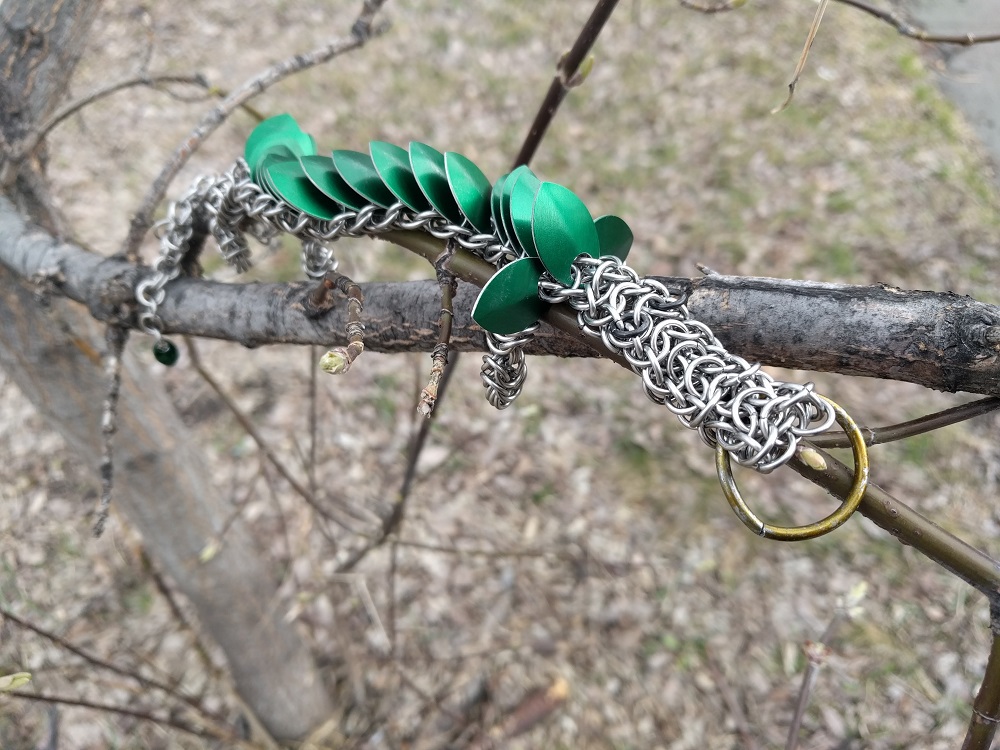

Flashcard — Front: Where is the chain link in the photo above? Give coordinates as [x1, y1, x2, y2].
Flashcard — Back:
[539, 257, 835, 472]
[302, 239, 338, 280]
[137, 175, 217, 340]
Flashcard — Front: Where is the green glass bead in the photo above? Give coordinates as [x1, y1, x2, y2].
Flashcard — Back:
[153, 339, 180, 366]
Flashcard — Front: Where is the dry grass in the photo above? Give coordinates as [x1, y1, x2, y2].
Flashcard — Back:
[3, 1, 1000, 748]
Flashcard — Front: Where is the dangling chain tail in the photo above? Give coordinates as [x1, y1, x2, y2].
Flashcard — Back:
[137, 159, 838, 475]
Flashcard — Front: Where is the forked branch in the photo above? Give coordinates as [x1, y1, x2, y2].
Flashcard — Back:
[119, 0, 390, 262]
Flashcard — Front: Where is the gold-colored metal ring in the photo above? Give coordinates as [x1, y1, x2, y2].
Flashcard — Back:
[716, 396, 869, 542]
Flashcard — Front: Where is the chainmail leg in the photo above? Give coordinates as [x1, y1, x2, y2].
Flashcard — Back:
[480, 327, 538, 409]
[302, 239, 338, 280]
[539, 257, 835, 472]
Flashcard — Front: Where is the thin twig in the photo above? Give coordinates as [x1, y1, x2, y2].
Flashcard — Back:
[512, 0, 621, 168]
[394, 665, 466, 725]
[388, 541, 399, 657]
[679, 0, 747, 13]
[318, 272, 365, 375]
[681, 0, 1000, 46]
[835, 0, 1000, 46]
[773, 0, 830, 114]
[184, 337, 360, 534]
[785, 583, 867, 749]
[257, 458, 301, 592]
[197, 471, 263, 563]
[93, 324, 127, 536]
[809, 396, 1000, 449]
[9, 691, 240, 743]
[119, 0, 390, 263]
[0, 606, 223, 723]
[963, 601, 1000, 750]
[139, 550, 228, 688]
[329, 574, 391, 653]
[308, 345, 319, 500]
[10, 75, 211, 167]
[418, 258, 458, 416]
[704, 645, 758, 750]
[336, 358, 459, 573]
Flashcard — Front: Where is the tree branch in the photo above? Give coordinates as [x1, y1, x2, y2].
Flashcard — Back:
[7, 73, 212, 171]
[3, 197, 1000, 396]
[681, 0, 1000, 46]
[119, 0, 390, 262]
[511, 0, 620, 168]
[834, 0, 1000, 46]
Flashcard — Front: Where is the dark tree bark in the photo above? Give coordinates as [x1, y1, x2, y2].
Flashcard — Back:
[0, 0, 334, 740]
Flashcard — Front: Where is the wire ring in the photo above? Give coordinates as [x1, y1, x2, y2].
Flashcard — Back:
[715, 396, 869, 541]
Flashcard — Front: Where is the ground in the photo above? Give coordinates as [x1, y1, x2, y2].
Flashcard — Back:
[3, 1, 1000, 748]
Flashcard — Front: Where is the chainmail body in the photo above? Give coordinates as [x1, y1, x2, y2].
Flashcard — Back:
[138, 159, 835, 473]
[539, 259, 835, 472]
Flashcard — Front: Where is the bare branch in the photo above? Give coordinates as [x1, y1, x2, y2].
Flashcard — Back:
[682, 0, 1000, 46]
[93, 323, 127, 536]
[789, 446, 1000, 600]
[4, 198, 1000, 396]
[0, 605, 224, 724]
[184, 337, 363, 536]
[810, 397, 1000, 449]
[773, 0, 830, 113]
[8, 74, 211, 167]
[963, 603, 1000, 749]
[835, 0, 1000, 46]
[679, 0, 747, 13]
[512, 0, 621, 168]
[119, 0, 391, 262]
[785, 584, 866, 750]
[9, 691, 241, 744]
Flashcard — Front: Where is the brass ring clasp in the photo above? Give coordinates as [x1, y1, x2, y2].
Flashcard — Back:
[716, 396, 869, 542]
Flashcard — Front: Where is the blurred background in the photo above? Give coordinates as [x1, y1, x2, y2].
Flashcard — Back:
[3, 1, 1000, 747]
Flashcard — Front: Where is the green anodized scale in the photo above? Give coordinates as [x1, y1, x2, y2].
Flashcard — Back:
[245, 114, 634, 334]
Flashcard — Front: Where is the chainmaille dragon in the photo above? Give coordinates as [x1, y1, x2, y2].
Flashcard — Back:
[135, 114, 869, 541]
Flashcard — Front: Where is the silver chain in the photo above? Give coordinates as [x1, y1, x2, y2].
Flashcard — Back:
[137, 160, 526, 406]
[138, 160, 836, 472]
[539, 257, 835, 472]
[135, 176, 212, 342]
